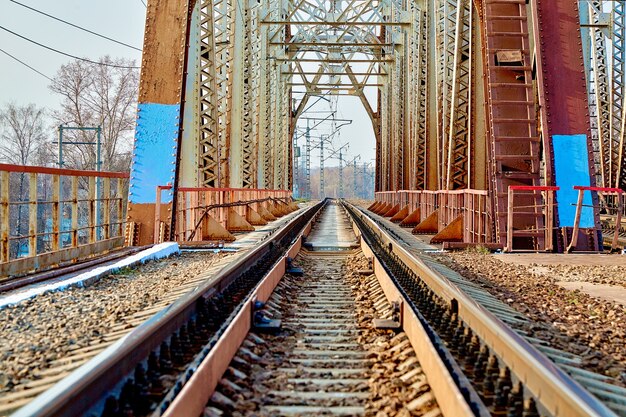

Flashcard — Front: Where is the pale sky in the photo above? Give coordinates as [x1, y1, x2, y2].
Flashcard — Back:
[0, 0, 376, 168]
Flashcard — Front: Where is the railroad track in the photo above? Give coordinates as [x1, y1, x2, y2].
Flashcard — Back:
[205, 250, 440, 416]
[0, 204, 309, 415]
[0, 252, 234, 415]
[0, 247, 146, 293]
[7, 199, 626, 416]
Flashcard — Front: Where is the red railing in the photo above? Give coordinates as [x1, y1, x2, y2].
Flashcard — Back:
[374, 185, 619, 252]
[569, 186, 623, 252]
[0, 164, 129, 277]
[373, 189, 492, 244]
[155, 186, 293, 243]
[506, 186, 559, 252]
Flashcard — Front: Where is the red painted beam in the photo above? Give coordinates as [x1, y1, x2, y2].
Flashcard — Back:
[509, 186, 560, 191]
[573, 186, 622, 193]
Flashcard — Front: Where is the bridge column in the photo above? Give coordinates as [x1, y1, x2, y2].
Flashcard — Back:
[127, 0, 193, 245]
[533, 0, 602, 250]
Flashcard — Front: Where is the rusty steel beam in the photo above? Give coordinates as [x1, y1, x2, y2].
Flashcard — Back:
[533, 0, 601, 251]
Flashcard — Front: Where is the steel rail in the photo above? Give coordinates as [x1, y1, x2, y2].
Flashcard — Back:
[0, 246, 148, 291]
[151, 200, 481, 417]
[344, 202, 618, 417]
[12, 202, 324, 417]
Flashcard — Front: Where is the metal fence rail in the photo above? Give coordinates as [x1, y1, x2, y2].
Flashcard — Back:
[0, 164, 129, 278]
[153, 186, 294, 244]
[373, 189, 493, 245]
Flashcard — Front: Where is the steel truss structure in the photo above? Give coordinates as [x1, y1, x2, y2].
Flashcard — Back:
[130, 0, 626, 250]
[581, 0, 626, 191]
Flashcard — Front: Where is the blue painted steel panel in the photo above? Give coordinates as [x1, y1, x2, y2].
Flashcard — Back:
[553, 134, 594, 228]
[129, 103, 180, 204]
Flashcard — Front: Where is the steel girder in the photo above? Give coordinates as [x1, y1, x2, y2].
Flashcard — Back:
[614, 2, 626, 190]
[407, 4, 428, 191]
[198, 0, 219, 187]
[256, 0, 478, 193]
[432, 0, 475, 191]
[184, 0, 480, 195]
[186, 0, 290, 190]
[213, 0, 233, 187]
[581, 1, 626, 191]
[583, 1, 611, 189]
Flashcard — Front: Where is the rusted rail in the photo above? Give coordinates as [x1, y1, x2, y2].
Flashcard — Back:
[10, 199, 625, 417]
[12, 200, 323, 417]
[346, 201, 621, 417]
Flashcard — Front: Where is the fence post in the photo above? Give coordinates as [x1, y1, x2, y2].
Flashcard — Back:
[116, 178, 124, 237]
[29, 172, 38, 257]
[613, 192, 623, 251]
[506, 187, 514, 252]
[103, 177, 111, 240]
[564, 188, 585, 253]
[88, 176, 96, 244]
[1, 171, 9, 262]
[154, 186, 162, 244]
[546, 189, 555, 252]
[52, 174, 60, 251]
[71, 176, 78, 247]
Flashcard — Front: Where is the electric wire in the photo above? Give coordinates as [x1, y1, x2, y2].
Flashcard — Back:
[7, 0, 142, 52]
[0, 46, 52, 81]
[139, 0, 147, 7]
[0, 25, 140, 69]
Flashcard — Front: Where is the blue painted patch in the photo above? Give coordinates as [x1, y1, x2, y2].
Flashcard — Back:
[129, 103, 180, 204]
[553, 134, 594, 228]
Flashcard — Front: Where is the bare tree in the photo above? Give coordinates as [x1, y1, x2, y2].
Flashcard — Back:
[0, 103, 49, 165]
[0, 103, 51, 257]
[49, 56, 139, 172]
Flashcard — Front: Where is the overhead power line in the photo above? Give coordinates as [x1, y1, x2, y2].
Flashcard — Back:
[0, 25, 141, 69]
[8, 0, 142, 52]
[139, 0, 147, 7]
[0, 47, 52, 81]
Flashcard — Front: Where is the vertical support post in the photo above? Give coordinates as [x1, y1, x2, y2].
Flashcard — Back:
[103, 177, 111, 240]
[339, 148, 343, 198]
[190, 190, 198, 240]
[566, 189, 585, 252]
[52, 174, 60, 251]
[178, 191, 186, 241]
[71, 176, 78, 247]
[155, 186, 163, 244]
[320, 136, 325, 199]
[613, 192, 623, 250]
[28, 172, 37, 257]
[1, 171, 9, 262]
[229, 0, 245, 188]
[293, 138, 299, 198]
[96, 126, 102, 240]
[546, 189, 555, 252]
[306, 122, 311, 199]
[88, 176, 96, 244]
[506, 187, 514, 252]
[116, 178, 124, 237]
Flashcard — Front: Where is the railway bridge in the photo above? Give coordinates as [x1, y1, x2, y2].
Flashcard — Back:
[1, 1, 626, 417]
[120, 0, 626, 253]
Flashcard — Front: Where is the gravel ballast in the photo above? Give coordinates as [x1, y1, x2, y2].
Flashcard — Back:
[435, 250, 626, 382]
[0, 251, 232, 392]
